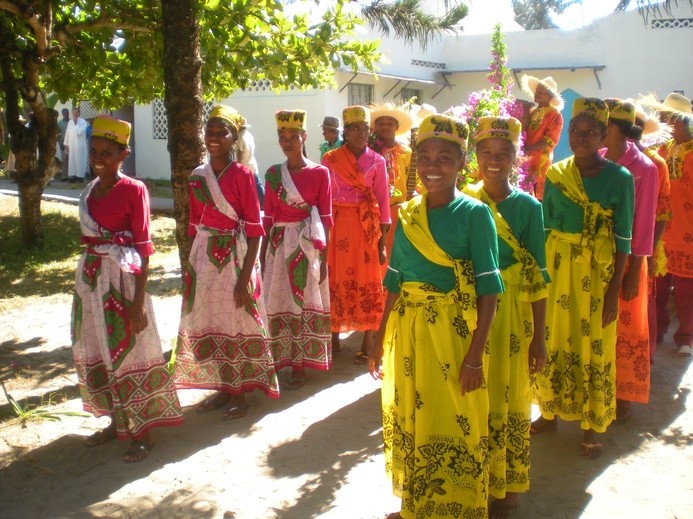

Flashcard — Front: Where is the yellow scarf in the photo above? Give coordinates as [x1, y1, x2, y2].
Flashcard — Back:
[398, 194, 478, 333]
[465, 182, 547, 301]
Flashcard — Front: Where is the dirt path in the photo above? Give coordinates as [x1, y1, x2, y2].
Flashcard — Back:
[1, 295, 691, 519]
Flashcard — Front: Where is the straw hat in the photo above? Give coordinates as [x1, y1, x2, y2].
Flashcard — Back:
[417, 113, 469, 151]
[520, 75, 565, 110]
[369, 102, 413, 135]
[631, 99, 672, 145]
[409, 103, 438, 129]
[639, 92, 692, 119]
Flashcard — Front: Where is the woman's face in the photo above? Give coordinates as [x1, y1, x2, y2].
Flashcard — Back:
[416, 138, 464, 195]
[476, 138, 516, 185]
[90, 137, 127, 177]
[568, 115, 606, 157]
[278, 128, 306, 156]
[204, 119, 237, 160]
[344, 122, 370, 149]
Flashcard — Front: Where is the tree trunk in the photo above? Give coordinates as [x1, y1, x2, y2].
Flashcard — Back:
[1, 54, 58, 248]
[161, 0, 205, 269]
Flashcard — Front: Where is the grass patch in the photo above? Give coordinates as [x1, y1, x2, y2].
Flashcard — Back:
[0, 195, 181, 302]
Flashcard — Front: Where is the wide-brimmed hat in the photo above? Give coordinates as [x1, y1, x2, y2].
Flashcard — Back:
[520, 75, 564, 110]
[572, 97, 609, 127]
[417, 113, 469, 151]
[639, 92, 692, 119]
[369, 102, 413, 135]
[92, 115, 131, 147]
[343, 105, 370, 127]
[631, 99, 672, 146]
[474, 116, 522, 147]
[319, 116, 341, 130]
[275, 109, 307, 131]
[409, 103, 438, 129]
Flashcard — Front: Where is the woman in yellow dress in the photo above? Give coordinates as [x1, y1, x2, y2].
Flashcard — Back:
[369, 113, 504, 518]
[531, 98, 634, 459]
[464, 116, 549, 517]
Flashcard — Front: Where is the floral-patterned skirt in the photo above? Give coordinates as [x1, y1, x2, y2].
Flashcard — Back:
[328, 203, 384, 332]
[263, 221, 331, 371]
[533, 230, 617, 432]
[71, 252, 183, 440]
[616, 258, 650, 403]
[487, 280, 533, 499]
[173, 230, 279, 398]
[381, 283, 489, 519]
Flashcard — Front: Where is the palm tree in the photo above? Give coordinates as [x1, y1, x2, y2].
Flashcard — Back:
[512, 0, 581, 30]
[614, 0, 693, 18]
[359, 0, 468, 50]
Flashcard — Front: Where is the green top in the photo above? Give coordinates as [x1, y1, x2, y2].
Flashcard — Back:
[319, 139, 343, 161]
[543, 158, 634, 254]
[496, 188, 550, 282]
[384, 193, 504, 296]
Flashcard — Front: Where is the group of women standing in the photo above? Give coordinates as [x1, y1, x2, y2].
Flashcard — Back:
[69, 87, 688, 518]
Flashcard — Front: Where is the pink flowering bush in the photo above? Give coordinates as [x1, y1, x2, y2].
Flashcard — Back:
[446, 25, 531, 191]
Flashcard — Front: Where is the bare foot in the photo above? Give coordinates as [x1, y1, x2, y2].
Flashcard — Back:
[490, 493, 521, 519]
[84, 423, 117, 447]
[197, 391, 232, 413]
[529, 416, 557, 434]
[223, 395, 249, 420]
[123, 436, 153, 463]
[580, 429, 603, 459]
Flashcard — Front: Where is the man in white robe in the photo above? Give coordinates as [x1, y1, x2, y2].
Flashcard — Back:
[63, 107, 89, 181]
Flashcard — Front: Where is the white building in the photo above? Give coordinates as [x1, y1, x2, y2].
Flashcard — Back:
[134, 2, 693, 180]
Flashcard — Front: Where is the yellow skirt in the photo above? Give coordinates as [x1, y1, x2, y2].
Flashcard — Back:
[532, 230, 617, 433]
[487, 280, 533, 498]
[381, 282, 489, 518]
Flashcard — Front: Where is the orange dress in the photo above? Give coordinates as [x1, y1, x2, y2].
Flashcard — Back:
[525, 106, 563, 199]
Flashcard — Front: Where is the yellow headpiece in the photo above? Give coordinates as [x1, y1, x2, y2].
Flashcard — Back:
[605, 98, 636, 125]
[474, 116, 522, 147]
[417, 114, 469, 151]
[275, 110, 307, 131]
[208, 104, 243, 133]
[342, 105, 370, 127]
[572, 97, 609, 127]
[91, 115, 131, 147]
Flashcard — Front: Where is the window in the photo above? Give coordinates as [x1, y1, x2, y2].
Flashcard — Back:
[400, 88, 423, 105]
[348, 83, 373, 106]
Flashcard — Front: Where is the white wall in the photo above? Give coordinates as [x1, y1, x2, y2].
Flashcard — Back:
[134, 3, 693, 180]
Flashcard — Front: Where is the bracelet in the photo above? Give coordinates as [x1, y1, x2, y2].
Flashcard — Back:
[463, 362, 483, 370]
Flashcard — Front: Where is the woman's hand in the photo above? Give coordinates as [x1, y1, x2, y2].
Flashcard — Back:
[602, 284, 620, 327]
[128, 301, 148, 334]
[528, 334, 547, 374]
[234, 278, 253, 308]
[459, 357, 484, 396]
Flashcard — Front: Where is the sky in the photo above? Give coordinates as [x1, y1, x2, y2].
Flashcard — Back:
[461, 0, 630, 34]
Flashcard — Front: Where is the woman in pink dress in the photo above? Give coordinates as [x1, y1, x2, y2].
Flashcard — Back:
[173, 105, 279, 419]
[261, 110, 333, 389]
[71, 115, 183, 463]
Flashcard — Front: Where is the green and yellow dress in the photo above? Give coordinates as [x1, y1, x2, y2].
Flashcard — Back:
[381, 193, 504, 519]
[464, 182, 549, 499]
[533, 157, 634, 432]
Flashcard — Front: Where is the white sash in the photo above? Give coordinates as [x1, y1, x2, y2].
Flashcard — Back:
[197, 162, 241, 223]
[79, 174, 142, 274]
[280, 161, 326, 249]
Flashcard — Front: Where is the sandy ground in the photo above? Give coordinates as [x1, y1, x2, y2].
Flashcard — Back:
[1, 293, 692, 519]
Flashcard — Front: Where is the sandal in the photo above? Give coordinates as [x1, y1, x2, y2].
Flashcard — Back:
[223, 401, 250, 421]
[84, 425, 117, 447]
[529, 416, 557, 434]
[196, 391, 232, 413]
[123, 439, 153, 463]
[282, 372, 307, 390]
[489, 499, 520, 519]
[580, 441, 603, 459]
[353, 351, 369, 365]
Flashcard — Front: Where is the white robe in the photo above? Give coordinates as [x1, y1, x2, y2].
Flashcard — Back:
[64, 117, 89, 178]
